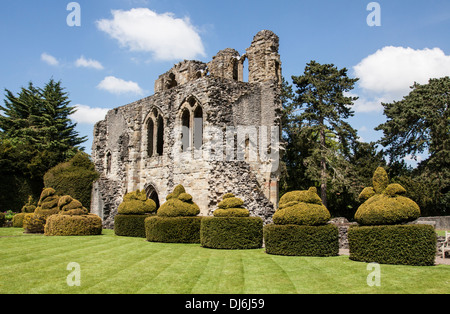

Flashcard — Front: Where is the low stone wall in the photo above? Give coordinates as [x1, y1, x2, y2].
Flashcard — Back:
[329, 218, 357, 249]
[416, 216, 450, 230]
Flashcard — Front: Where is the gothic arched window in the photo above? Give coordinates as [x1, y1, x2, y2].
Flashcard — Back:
[146, 108, 164, 158]
[179, 96, 203, 153]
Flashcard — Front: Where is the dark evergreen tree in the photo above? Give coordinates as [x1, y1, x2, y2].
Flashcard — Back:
[376, 76, 449, 215]
[290, 61, 359, 208]
[0, 79, 87, 211]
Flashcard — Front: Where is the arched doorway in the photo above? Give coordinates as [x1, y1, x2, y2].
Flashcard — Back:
[145, 183, 160, 210]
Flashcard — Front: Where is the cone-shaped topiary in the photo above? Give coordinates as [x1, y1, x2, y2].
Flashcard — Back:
[354, 167, 420, 225]
[157, 185, 200, 217]
[213, 193, 250, 217]
[273, 187, 331, 226]
[118, 190, 157, 215]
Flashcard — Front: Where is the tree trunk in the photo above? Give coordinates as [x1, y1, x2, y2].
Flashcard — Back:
[320, 123, 327, 208]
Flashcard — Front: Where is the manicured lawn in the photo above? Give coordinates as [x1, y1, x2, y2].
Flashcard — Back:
[1, 228, 449, 294]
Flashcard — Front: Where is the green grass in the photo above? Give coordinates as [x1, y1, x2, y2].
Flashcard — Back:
[1, 228, 449, 294]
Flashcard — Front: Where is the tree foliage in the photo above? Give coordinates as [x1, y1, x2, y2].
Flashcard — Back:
[289, 61, 359, 208]
[376, 77, 449, 215]
[0, 79, 87, 211]
[376, 77, 449, 168]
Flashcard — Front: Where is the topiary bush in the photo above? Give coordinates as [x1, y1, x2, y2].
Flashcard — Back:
[201, 217, 263, 249]
[145, 216, 203, 243]
[12, 197, 36, 227]
[273, 187, 330, 226]
[213, 193, 249, 217]
[349, 167, 435, 266]
[200, 194, 263, 249]
[23, 188, 60, 234]
[264, 224, 339, 257]
[264, 187, 338, 256]
[117, 190, 156, 215]
[44, 195, 102, 236]
[157, 185, 200, 217]
[146, 184, 202, 243]
[0, 212, 5, 227]
[348, 224, 436, 266]
[45, 214, 102, 236]
[114, 190, 157, 238]
[44, 152, 99, 211]
[354, 167, 420, 226]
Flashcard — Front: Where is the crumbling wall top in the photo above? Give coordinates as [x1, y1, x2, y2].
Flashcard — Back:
[154, 60, 208, 93]
[154, 30, 281, 92]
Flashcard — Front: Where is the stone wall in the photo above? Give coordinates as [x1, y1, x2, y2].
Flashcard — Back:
[91, 30, 282, 228]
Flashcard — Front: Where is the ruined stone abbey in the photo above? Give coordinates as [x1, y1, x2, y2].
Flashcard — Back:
[91, 30, 282, 228]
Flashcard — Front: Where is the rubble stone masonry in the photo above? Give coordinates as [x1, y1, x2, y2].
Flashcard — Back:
[91, 30, 283, 228]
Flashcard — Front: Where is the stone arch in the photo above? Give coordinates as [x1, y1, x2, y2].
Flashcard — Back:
[144, 183, 160, 210]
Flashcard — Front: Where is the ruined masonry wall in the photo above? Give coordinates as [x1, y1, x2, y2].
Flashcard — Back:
[91, 30, 282, 228]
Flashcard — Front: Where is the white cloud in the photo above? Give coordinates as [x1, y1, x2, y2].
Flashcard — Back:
[96, 8, 206, 61]
[353, 46, 450, 112]
[70, 105, 110, 124]
[97, 76, 144, 95]
[41, 53, 59, 66]
[75, 56, 104, 70]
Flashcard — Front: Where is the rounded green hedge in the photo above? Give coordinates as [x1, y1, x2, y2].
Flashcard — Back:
[273, 187, 331, 226]
[23, 213, 47, 234]
[118, 190, 157, 215]
[263, 224, 339, 257]
[44, 214, 102, 236]
[348, 224, 436, 266]
[157, 185, 200, 217]
[0, 212, 5, 227]
[200, 217, 263, 249]
[355, 167, 420, 225]
[114, 214, 154, 238]
[12, 213, 26, 228]
[145, 216, 203, 243]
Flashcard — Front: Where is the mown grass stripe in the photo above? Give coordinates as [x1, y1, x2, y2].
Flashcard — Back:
[1, 228, 449, 294]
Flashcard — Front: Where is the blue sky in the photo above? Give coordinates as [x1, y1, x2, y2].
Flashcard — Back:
[1, 0, 449, 164]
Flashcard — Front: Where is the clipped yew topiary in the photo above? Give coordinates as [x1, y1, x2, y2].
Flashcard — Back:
[44, 195, 102, 236]
[23, 188, 60, 234]
[264, 187, 339, 257]
[349, 167, 436, 266]
[12, 196, 36, 228]
[156, 185, 200, 217]
[114, 190, 157, 238]
[354, 167, 420, 226]
[145, 185, 202, 243]
[201, 193, 263, 249]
